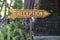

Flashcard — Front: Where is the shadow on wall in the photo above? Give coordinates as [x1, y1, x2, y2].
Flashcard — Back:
[33, 15, 60, 36]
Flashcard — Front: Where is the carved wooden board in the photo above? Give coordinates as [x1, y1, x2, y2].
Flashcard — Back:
[8, 8, 51, 19]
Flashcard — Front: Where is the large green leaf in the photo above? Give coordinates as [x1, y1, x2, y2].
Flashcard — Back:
[12, 0, 23, 9]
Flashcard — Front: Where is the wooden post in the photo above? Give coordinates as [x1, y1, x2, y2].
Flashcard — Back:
[24, 0, 35, 40]
[30, 18, 32, 40]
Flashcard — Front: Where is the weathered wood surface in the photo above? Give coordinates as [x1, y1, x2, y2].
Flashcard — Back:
[8, 8, 50, 18]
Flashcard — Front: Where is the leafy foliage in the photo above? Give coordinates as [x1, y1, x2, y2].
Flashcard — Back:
[11, 0, 23, 9]
[0, 0, 30, 40]
[0, 18, 30, 40]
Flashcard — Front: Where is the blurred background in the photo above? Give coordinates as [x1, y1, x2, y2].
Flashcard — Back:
[0, 0, 60, 40]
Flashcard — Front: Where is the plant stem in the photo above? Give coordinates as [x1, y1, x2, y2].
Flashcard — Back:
[7, 25, 11, 40]
[0, 31, 4, 40]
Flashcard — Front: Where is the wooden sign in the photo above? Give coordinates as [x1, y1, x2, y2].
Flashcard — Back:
[8, 8, 51, 19]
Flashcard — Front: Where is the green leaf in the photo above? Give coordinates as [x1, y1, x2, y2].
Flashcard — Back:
[12, 0, 23, 9]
